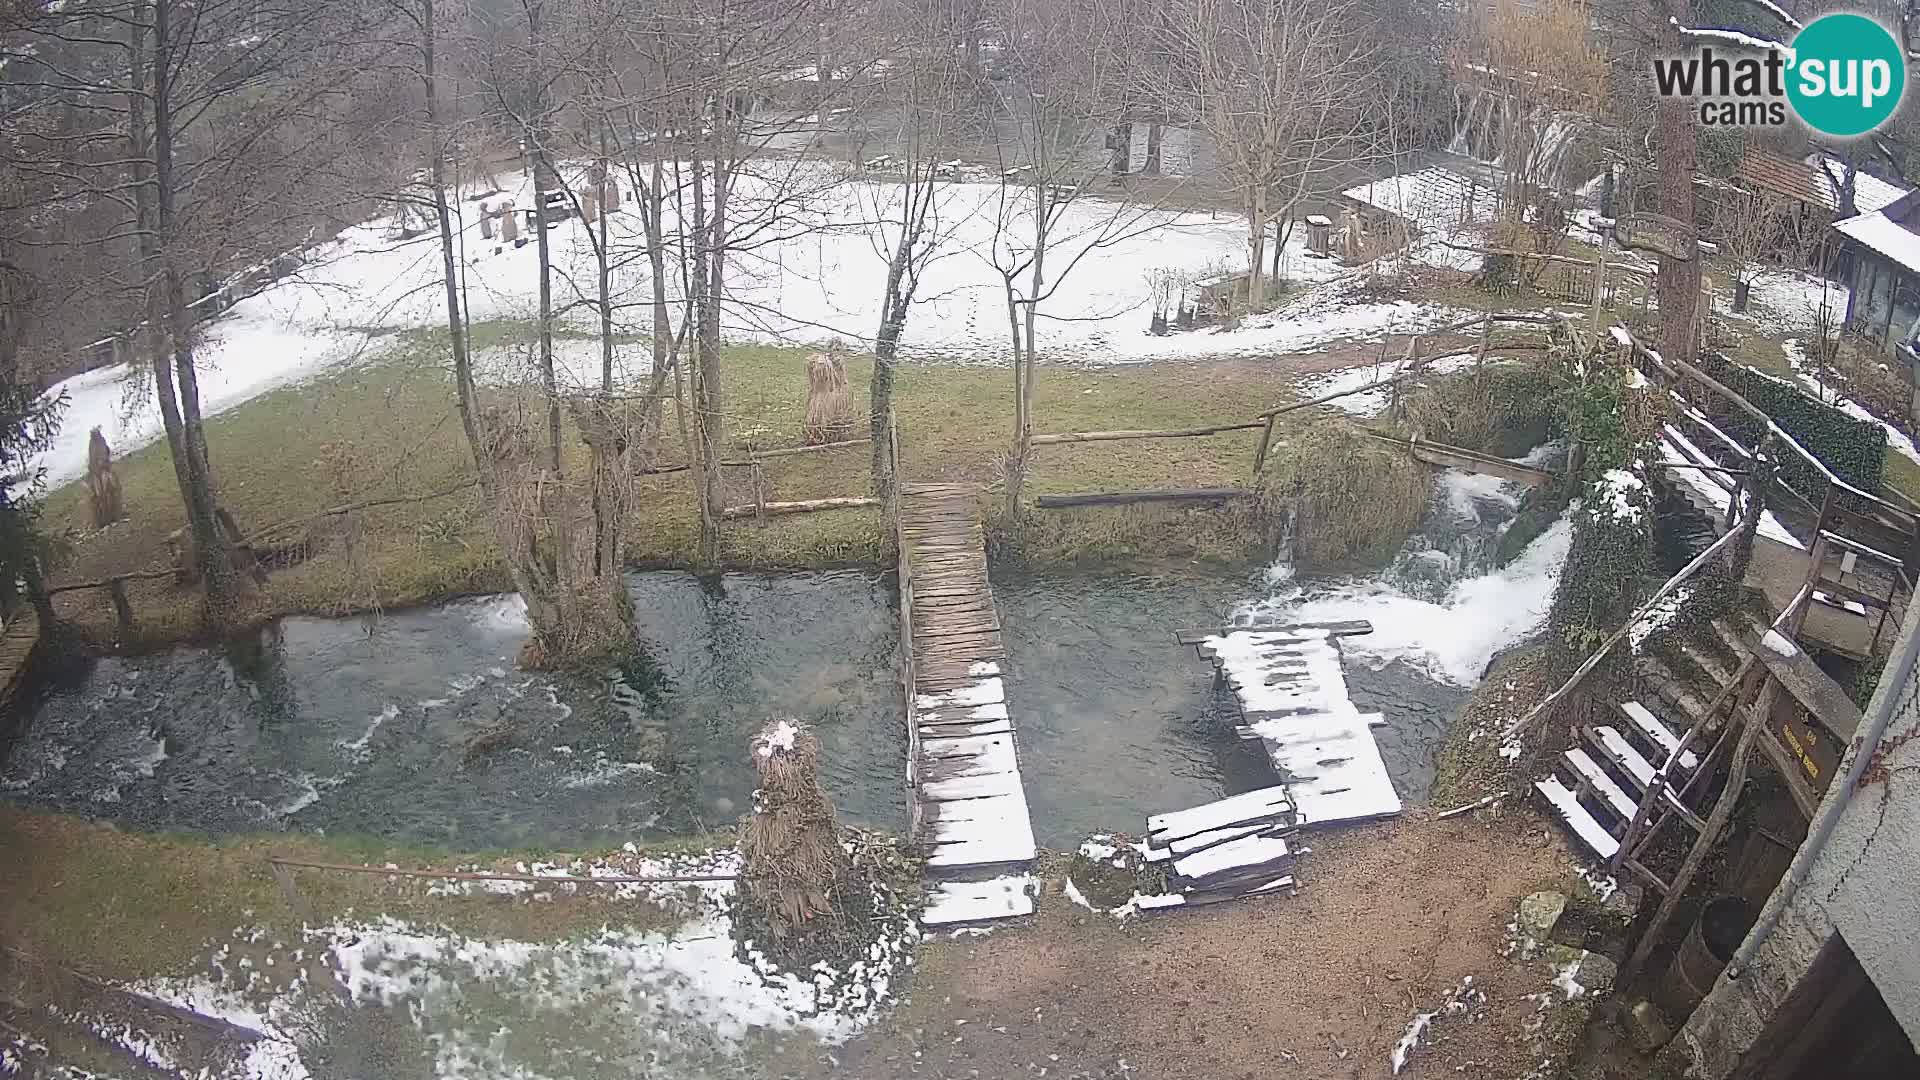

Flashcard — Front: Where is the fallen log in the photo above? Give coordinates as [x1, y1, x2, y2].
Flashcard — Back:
[718, 496, 881, 519]
[1029, 422, 1266, 445]
[1034, 487, 1246, 509]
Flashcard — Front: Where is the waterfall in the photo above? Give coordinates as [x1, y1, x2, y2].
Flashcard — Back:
[1445, 85, 1586, 194]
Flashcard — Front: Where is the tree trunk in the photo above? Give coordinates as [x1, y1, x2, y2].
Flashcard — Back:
[689, 148, 722, 561]
[1143, 122, 1163, 176]
[1654, 0, 1701, 365]
[125, 9, 198, 556]
[422, 0, 486, 481]
[1109, 123, 1131, 177]
[872, 310, 903, 499]
[526, 2, 562, 478]
[151, 0, 235, 617]
[1247, 187, 1268, 313]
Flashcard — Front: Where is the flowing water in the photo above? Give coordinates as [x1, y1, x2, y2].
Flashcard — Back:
[1, 571, 905, 849]
[3, 466, 1572, 851]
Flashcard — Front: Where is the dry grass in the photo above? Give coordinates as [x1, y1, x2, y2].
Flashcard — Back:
[38, 333, 1307, 643]
[0, 807, 728, 984]
[1257, 416, 1430, 571]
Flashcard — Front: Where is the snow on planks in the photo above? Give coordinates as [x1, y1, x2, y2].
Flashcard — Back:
[1143, 785, 1298, 904]
[1197, 626, 1403, 828]
[899, 483, 1037, 926]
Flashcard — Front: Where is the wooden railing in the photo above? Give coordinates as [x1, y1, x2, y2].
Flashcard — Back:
[1024, 314, 1564, 507]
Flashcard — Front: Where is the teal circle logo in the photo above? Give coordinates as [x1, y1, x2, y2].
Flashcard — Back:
[1786, 13, 1906, 137]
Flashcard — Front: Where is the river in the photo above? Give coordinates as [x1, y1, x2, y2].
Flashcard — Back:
[2, 466, 1568, 851]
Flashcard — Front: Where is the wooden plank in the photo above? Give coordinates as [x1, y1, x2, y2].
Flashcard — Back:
[1173, 620, 1373, 645]
[921, 874, 1035, 925]
[1148, 786, 1294, 840]
[1753, 631, 1864, 740]
[1034, 488, 1247, 508]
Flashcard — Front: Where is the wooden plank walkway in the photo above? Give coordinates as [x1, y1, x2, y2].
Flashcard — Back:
[1193, 625, 1404, 828]
[0, 612, 41, 721]
[896, 483, 1037, 926]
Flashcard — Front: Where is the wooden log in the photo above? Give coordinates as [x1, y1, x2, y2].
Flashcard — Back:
[1252, 411, 1281, 474]
[718, 496, 881, 520]
[266, 855, 737, 884]
[1029, 421, 1265, 445]
[1034, 487, 1246, 508]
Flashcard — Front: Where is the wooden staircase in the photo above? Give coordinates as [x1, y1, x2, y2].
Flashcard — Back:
[1535, 699, 1705, 873]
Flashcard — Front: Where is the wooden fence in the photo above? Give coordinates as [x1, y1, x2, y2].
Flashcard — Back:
[1023, 313, 1565, 510]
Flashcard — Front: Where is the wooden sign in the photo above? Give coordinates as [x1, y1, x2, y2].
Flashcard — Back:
[1614, 212, 1696, 262]
[1775, 707, 1841, 793]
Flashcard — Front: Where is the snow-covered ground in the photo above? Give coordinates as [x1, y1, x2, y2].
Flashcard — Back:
[1780, 338, 1920, 466]
[25, 849, 917, 1080]
[1718, 269, 1848, 339]
[25, 161, 1472, 487]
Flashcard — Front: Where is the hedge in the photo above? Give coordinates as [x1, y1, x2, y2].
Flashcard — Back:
[1698, 353, 1886, 501]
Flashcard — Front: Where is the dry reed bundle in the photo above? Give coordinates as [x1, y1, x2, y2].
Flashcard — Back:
[801, 351, 855, 445]
[739, 718, 852, 936]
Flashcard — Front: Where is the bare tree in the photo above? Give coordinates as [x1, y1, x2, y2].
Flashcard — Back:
[985, 0, 1183, 521]
[1158, 0, 1384, 311]
[8, 0, 394, 621]
[1451, 0, 1606, 255]
[855, 0, 973, 497]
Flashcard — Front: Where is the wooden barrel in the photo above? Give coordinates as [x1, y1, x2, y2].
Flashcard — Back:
[1658, 896, 1757, 1020]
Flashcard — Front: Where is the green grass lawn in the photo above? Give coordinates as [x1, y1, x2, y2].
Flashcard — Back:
[42, 332, 1309, 643]
[0, 806, 730, 985]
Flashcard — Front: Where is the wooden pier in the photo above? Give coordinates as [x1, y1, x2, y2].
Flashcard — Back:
[1183, 622, 1404, 828]
[895, 483, 1037, 926]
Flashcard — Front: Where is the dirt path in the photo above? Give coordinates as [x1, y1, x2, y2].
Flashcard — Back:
[779, 809, 1594, 1080]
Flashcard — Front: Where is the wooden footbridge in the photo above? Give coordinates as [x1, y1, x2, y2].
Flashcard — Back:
[894, 482, 1039, 926]
[0, 613, 41, 722]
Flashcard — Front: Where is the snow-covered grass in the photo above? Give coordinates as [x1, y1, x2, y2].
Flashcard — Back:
[38, 848, 917, 1080]
[1718, 269, 1848, 339]
[1780, 338, 1920, 466]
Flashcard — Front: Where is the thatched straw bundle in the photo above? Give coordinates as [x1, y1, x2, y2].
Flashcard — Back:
[739, 718, 853, 936]
[801, 351, 855, 445]
[83, 427, 124, 528]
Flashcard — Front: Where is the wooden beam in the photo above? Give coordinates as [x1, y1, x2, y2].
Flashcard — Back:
[1029, 422, 1265, 445]
[1172, 620, 1374, 645]
[718, 496, 880, 519]
[1751, 631, 1863, 740]
[1034, 488, 1247, 508]
[1356, 431, 1558, 486]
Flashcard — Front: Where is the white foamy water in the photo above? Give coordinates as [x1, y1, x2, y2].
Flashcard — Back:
[1238, 505, 1574, 688]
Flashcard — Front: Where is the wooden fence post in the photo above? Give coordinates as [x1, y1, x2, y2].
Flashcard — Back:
[107, 576, 134, 637]
[1252, 412, 1280, 476]
[751, 456, 767, 524]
